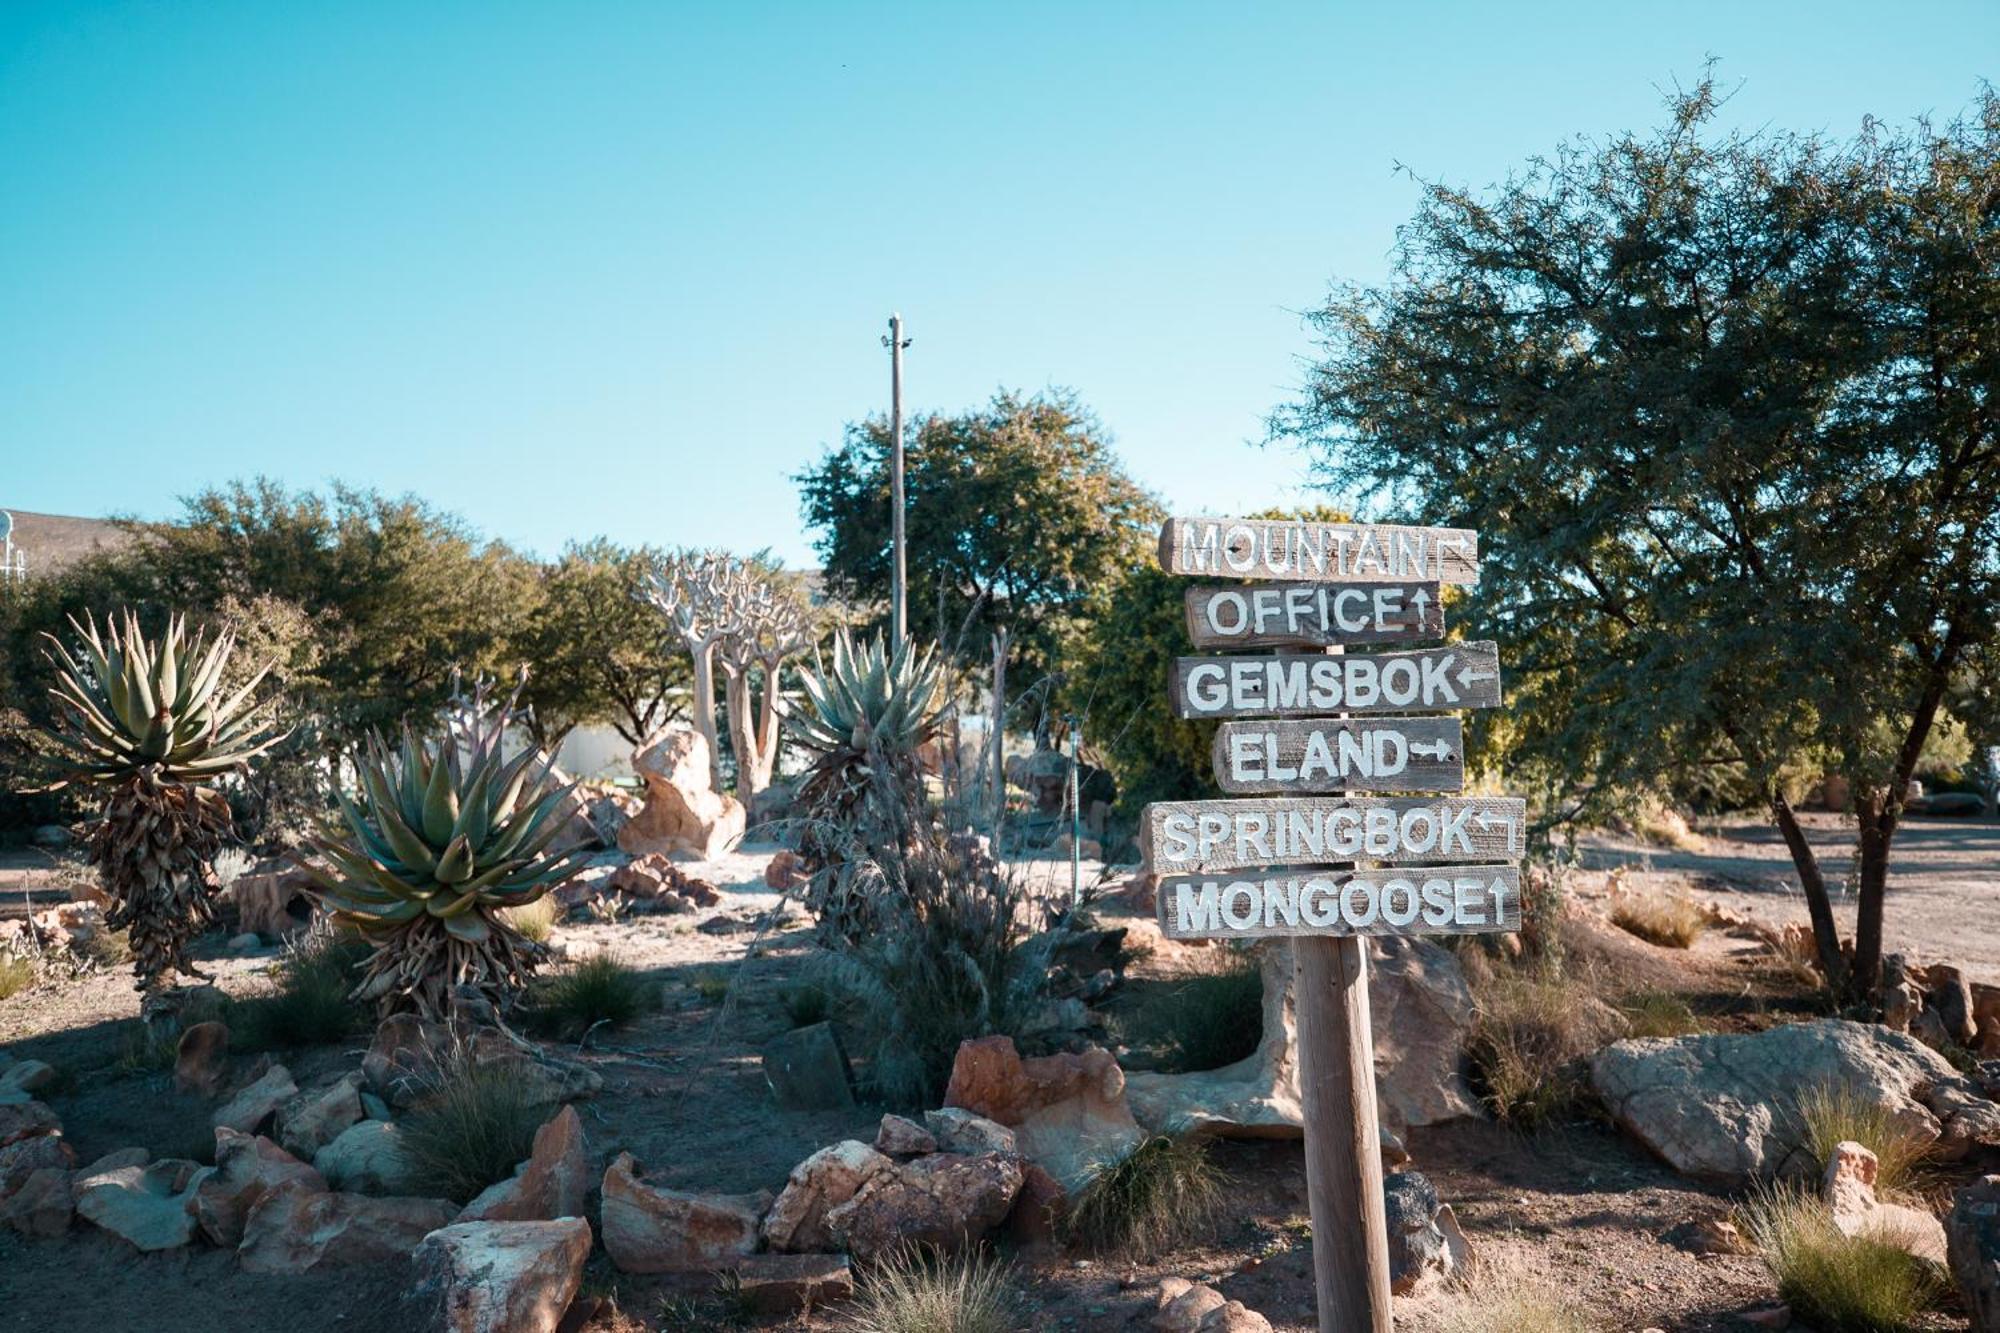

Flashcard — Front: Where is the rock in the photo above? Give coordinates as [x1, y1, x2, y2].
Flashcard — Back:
[1927, 965, 1980, 1047]
[1823, 1140, 1948, 1263]
[238, 1188, 456, 1273]
[175, 1021, 232, 1097]
[1948, 1175, 2000, 1331]
[277, 1072, 365, 1160]
[0, 1128, 73, 1197]
[619, 730, 746, 860]
[943, 1036, 1147, 1191]
[1005, 1160, 1067, 1250]
[230, 864, 319, 940]
[1923, 791, 1987, 817]
[460, 1106, 589, 1223]
[0, 1100, 61, 1147]
[0, 1060, 55, 1095]
[923, 1107, 1019, 1156]
[1125, 944, 1300, 1138]
[762, 1022, 855, 1112]
[600, 1152, 766, 1273]
[873, 1114, 936, 1157]
[1738, 1307, 1793, 1329]
[1152, 1277, 1273, 1332]
[764, 849, 807, 891]
[724, 1252, 854, 1315]
[73, 1160, 205, 1251]
[1370, 937, 1481, 1130]
[1662, 1215, 1751, 1255]
[361, 1091, 394, 1121]
[314, 1119, 410, 1195]
[1882, 955, 1925, 1034]
[1591, 1018, 2000, 1183]
[823, 1151, 1023, 1262]
[1383, 1171, 1463, 1294]
[193, 1128, 326, 1247]
[761, 1140, 894, 1253]
[408, 1218, 592, 1333]
[2, 1166, 74, 1236]
[79, 1146, 151, 1174]
[607, 853, 720, 907]
[213, 1063, 298, 1135]
[29, 823, 70, 848]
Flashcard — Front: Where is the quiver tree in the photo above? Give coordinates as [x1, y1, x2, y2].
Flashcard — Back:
[716, 567, 816, 798]
[640, 551, 745, 788]
[303, 682, 589, 1023]
[38, 611, 286, 1013]
[1271, 79, 2000, 1001]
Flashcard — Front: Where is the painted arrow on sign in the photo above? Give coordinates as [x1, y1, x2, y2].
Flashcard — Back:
[1184, 581, 1445, 650]
[1141, 795, 1527, 873]
[1212, 716, 1464, 794]
[1156, 864, 1522, 942]
[1159, 516, 1480, 585]
[1170, 642, 1502, 719]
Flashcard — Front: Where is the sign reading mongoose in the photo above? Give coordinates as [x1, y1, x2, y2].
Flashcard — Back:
[1142, 795, 1526, 872]
[1161, 516, 1479, 585]
[1185, 581, 1443, 650]
[1157, 864, 1520, 941]
[1171, 641, 1501, 718]
[1214, 716, 1463, 794]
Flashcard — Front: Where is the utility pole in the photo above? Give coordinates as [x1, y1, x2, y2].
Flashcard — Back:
[883, 314, 912, 650]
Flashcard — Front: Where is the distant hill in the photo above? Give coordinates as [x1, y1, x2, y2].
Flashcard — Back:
[1, 509, 137, 578]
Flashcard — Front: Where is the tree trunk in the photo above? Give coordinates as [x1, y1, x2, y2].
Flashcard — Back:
[1770, 791, 1849, 995]
[1852, 790, 1894, 998]
[722, 663, 768, 798]
[690, 642, 721, 789]
[753, 653, 786, 791]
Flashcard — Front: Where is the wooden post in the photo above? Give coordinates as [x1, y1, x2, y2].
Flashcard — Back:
[1296, 933, 1393, 1330]
[991, 627, 1007, 851]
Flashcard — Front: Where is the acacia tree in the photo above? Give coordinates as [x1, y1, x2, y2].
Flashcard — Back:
[796, 388, 1161, 682]
[1272, 81, 2000, 999]
[516, 540, 690, 747]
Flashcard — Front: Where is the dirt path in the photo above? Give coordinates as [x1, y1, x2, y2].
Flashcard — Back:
[1581, 810, 2000, 986]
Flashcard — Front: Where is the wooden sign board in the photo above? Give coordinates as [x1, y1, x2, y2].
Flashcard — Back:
[1157, 864, 1521, 941]
[1185, 581, 1443, 650]
[1160, 516, 1479, 585]
[1141, 795, 1526, 873]
[1214, 716, 1463, 794]
[1170, 641, 1501, 719]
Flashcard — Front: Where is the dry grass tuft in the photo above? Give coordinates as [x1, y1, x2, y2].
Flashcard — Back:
[0, 951, 35, 1000]
[1609, 891, 1707, 949]
[1465, 961, 1623, 1128]
[1065, 1135, 1226, 1256]
[1742, 1186, 1944, 1331]
[1795, 1083, 1932, 1198]
[840, 1246, 1018, 1333]
[1615, 989, 1708, 1039]
[501, 896, 559, 944]
[1438, 1263, 1597, 1332]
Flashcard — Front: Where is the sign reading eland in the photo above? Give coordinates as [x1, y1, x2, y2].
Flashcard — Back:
[1160, 516, 1479, 585]
[1213, 716, 1464, 794]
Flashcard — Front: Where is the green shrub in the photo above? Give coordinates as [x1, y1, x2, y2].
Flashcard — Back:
[524, 954, 654, 1041]
[0, 952, 35, 1000]
[1743, 1187, 1944, 1332]
[1609, 891, 1707, 948]
[1065, 1135, 1225, 1256]
[1467, 966, 1622, 1127]
[1118, 954, 1263, 1073]
[398, 1055, 545, 1202]
[230, 931, 371, 1050]
[781, 979, 834, 1028]
[1796, 1083, 1932, 1198]
[841, 1246, 1018, 1333]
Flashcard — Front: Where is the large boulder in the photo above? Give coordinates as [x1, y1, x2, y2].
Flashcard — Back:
[277, 1072, 365, 1161]
[761, 1140, 894, 1254]
[822, 1151, 1023, 1262]
[73, 1159, 206, 1252]
[1124, 939, 1477, 1142]
[314, 1119, 411, 1196]
[193, 1128, 326, 1247]
[1592, 1018, 2000, 1184]
[0, 1129, 74, 1197]
[2, 1166, 74, 1237]
[230, 863, 319, 940]
[0, 1099, 61, 1147]
[943, 1036, 1146, 1190]
[1823, 1140, 1947, 1263]
[408, 1218, 592, 1333]
[460, 1107, 589, 1223]
[238, 1189, 456, 1273]
[600, 1152, 766, 1273]
[1949, 1175, 2000, 1332]
[174, 1021, 232, 1097]
[1383, 1171, 1471, 1294]
[725, 1253, 855, 1316]
[620, 730, 745, 859]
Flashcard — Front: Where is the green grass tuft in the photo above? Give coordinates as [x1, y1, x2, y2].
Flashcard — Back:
[1795, 1082, 1932, 1198]
[690, 970, 732, 1003]
[1065, 1135, 1226, 1257]
[1742, 1186, 1944, 1332]
[0, 952, 35, 1000]
[397, 1055, 546, 1202]
[523, 954, 655, 1041]
[781, 979, 834, 1028]
[1467, 965, 1622, 1128]
[1615, 989, 1708, 1039]
[840, 1246, 1018, 1333]
[229, 931, 372, 1050]
[1609, 892, 1707, 948]
[1118, 953, 1264, 1074]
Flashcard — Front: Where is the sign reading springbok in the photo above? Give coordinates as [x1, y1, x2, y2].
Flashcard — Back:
[1140, 515, 1524, 1330]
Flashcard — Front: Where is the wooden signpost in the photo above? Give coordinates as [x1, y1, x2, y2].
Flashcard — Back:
[1141, 517, 1521, 1333]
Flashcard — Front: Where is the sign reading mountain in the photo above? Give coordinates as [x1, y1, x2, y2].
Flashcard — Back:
[1160, 516, 1479, 584]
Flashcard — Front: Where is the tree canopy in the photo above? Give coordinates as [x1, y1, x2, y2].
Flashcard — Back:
[1271, 80, 2000, 996]
[796, 388, 1162, 683]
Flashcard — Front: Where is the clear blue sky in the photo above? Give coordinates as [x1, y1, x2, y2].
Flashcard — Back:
[2, 3, 1992, 568]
